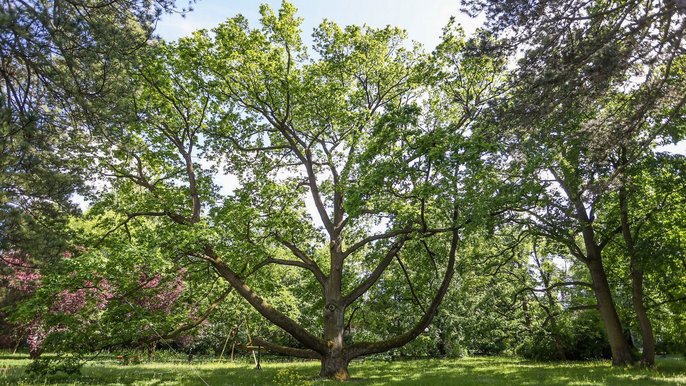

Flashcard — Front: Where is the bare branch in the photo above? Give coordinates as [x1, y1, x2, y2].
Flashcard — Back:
[343, 228, 413, 258]
[96, 211, 167, 246]
[396, 254, 427, 314]
[246, 257, 325, 286]
[162, 288, 232, 339]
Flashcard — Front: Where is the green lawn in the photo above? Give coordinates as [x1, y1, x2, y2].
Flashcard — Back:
[1, 354, 685, 385]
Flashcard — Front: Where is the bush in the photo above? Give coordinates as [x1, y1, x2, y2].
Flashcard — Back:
[518, 313, 612, 361]
[25, 356, 82, 376]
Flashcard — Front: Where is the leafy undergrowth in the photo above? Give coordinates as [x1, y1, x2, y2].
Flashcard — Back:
[0, 354, 685, 385]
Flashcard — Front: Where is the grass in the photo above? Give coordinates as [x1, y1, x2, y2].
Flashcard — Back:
[1, 353, 685, 385]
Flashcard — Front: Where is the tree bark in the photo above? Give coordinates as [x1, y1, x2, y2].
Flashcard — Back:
[586, 256, 635, 365]
[561, 179, 635, 366]
[619, 185, 656, 366]
[13, 337, 23, 355]
[320, 239, 350, 380]
[631, 266, 655, 366]
[207, 249, 327, 354]
[319, 350, 351, 380]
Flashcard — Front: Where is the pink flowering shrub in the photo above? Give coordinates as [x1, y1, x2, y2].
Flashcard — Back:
[0, 252, 41, 292]
[51, 280, 114, 314]
[25, 319, 65, 358]
[136, 269, 185, 312]
[52, 289, 88, 314]
[26, 320, 46, 358]
[2, 250, 187, 356]
[1, 252, 42, 353]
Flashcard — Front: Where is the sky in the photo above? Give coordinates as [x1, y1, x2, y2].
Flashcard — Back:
[155, 0, 482, 49]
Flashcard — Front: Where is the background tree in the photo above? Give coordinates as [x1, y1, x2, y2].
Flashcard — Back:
[603, 151, 686, 363]
[463, 0, 686, 366]
[0, 0, 183, 351]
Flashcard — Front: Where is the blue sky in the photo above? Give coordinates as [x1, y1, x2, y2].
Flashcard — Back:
[156, 0, 482, 49]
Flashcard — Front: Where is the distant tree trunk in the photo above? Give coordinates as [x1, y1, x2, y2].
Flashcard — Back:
[29, 348, 43, 359]
[435, 316, 448, 357]
[522, 298, 532, 330]
[619, 185, 656, 366]
[147, 342, 156, 360]
[13, 336, 23, 355]
[540, 300, 567, 361]
[549, 319, 567, 361]
[531, 244, 567, 361]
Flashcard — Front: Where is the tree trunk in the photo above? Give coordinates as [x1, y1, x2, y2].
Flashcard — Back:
[322, 303, 347, 380]
[319, 350, 350, 380]
[532, 242, 566, 360]
[631, 261, 656, 366]
[321, 240, 350, 380]
[29, 348, 43, 359]
[436, 316, 447, 357]
[587, 257, 634, 365]
[569, 189, 635, 366]
[619, 185, 656, 366]
[147, 342, 156, 360]
[548, 318, 567, 361]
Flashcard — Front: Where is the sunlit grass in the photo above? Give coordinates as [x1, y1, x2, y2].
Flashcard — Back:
[1, 353, 684, 385]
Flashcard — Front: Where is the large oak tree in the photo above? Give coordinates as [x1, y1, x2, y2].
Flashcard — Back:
[91, 3, 504, 379]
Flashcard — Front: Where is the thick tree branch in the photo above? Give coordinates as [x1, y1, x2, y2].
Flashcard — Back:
[347, 209, 460, 358]
[303, 149, 335, 236]
[246, 257, 325, 285]
[343, 228, 414, 258]
[248, 337, 320, 359]
[203, 246, 327, 354]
